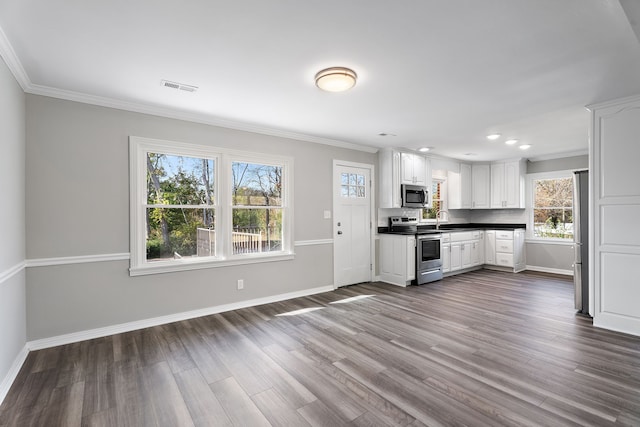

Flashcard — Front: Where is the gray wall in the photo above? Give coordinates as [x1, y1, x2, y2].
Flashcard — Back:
[526, 155, 588, 174]
[526, 155, 587, 274]
[0, 57, 27, 397]
[25, 95, 376, 340]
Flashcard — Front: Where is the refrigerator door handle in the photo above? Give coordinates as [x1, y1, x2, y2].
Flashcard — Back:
[574, 262, 583, 311]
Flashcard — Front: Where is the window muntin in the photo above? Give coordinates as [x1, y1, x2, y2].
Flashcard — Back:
[130, 137, 293, 275]
[340, 172, 366, 198]
[532, 177, 573, 240]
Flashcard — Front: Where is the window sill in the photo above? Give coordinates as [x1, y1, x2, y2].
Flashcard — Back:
[129, 252, 295, 276]
[525, 238, 574, 246]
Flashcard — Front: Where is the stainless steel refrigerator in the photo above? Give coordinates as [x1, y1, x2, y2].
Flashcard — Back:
[573, 170, 589, 315]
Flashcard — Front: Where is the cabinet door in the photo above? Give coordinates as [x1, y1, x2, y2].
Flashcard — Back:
[407, 236, 416, 281]
[442, 244, 451, 273]
[378, 148, 401, 208]
[472, 164, 491, 209]
[400, 153, 415, 184]
[447, 169, 462, 209]
[461, 242, 472, 268]
[450, 243, 462, 271]
[413, 154, 427, 186]
[504, 161, 523, 208]
[490, 162, 505, 208]
[460, 163, 472, 209]
[470, 241, 481, 266]
[485, 230, 496, 265]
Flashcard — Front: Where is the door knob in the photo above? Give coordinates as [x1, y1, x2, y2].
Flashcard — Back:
[337, 231, 343, 235]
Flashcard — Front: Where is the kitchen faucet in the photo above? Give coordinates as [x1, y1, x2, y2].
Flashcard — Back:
[435, 209, 449, 230]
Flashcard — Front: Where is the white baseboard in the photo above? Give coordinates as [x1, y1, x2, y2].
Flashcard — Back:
[27, 285, 335, 351]
[0, 345, 29, 406]
[525, 265, 573, 276]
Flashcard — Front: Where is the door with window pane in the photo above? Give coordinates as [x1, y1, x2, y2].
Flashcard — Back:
[334, 163, 372, 287]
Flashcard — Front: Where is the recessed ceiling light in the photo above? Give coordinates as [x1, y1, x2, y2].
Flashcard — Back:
[315, 67, 357, 92]
[505, 139, 518, 145]
[519, 144, 532, 150]
[418, 147, 430, 152]
[487, 134, 501, 140]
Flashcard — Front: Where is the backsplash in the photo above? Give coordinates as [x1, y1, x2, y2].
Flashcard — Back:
[465, 209, 528, 224]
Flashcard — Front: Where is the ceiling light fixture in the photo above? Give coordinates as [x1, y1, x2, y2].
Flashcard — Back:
[418, 147, 430, 152]
[487, 133, 501, 140]
[315, 67, 357, 92]
[519, 144, 532, 150]
[505, 139, 518, 145]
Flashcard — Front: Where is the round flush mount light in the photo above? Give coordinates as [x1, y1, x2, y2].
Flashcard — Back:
[486, 133, 501, 140]
[315, 67, 357, 92]
[418, 147, 431, 152]
[519, 144, 532, 150]
[505, 139, 518, 145]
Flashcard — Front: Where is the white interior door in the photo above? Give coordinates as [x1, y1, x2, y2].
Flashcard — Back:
[333, 162, 372, 287]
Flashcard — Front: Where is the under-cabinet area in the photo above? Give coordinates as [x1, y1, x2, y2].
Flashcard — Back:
[379, 226, 526, 287]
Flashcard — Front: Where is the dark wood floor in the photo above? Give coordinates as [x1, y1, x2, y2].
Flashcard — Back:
[2, 270, 640, 426]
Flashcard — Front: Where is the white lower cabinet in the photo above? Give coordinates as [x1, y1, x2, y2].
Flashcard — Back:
[445, 230, 484, 275]
[484, 229, 525, 272]
[379, 234, 416, 287]
[441, 234, 451, 273]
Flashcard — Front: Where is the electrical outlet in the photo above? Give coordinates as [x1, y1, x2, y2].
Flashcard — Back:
[237, 279, 244, 290]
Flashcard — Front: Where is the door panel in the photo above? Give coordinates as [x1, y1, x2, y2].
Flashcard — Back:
[334, 164, 372, 287]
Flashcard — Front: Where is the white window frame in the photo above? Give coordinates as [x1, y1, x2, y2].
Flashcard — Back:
[526, 170, 574, 243]
[421, 174, 448, 223]
[129, 136, 294, 276]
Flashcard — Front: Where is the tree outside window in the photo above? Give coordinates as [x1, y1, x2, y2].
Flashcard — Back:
[231, 162, 283, 254]
[146, 153, 215, 261]
[532, 177, 573, 239]
[423, 179, 444, 220]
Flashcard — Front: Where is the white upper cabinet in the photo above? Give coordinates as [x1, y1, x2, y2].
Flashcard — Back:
[379, 148, 401, 208]
[460, 163, 472, 209]
[472, 164, 491, 209]
[379, 148, 431, 208]
[448, 162, 472, 210]
[490, 159, 525, 209]
[400, 152, 428, 186]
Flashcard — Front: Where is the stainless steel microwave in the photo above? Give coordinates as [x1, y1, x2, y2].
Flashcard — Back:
[401, 184, 429, 208]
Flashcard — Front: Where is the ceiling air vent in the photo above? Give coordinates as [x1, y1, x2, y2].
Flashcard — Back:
[161, 80, 198, 93]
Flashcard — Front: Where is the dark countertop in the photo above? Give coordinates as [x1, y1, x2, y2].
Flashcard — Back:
[378, 223, 526, 235]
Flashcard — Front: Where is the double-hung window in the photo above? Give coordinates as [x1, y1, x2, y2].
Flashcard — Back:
[422, 177, 446, 221]
[527, 171, 574, 241]
[130, 137, 293, 275]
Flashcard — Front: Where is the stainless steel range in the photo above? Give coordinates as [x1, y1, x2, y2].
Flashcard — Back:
[388, 216, 443, 284]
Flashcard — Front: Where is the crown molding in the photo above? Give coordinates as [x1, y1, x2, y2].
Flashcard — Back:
[527, 149, 588, 162]
[27, 83, 378, 154]
[0, 25, 30, 91]
[0, 22, 377, 154]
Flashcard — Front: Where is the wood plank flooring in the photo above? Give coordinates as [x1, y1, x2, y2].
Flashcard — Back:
[2, 270, 640, 426]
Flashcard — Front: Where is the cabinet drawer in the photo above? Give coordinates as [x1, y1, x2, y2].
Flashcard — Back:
[451, 232, 472, 242]
[495, 230, 513, 240]
[496, 253, 514, 267]
[441, 233, 451, 243]
[472, 231, 482, 239]
[495, 239, 513, 253]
